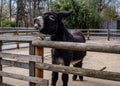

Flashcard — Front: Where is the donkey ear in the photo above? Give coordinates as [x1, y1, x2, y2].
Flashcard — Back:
[58, 10, 74, 20]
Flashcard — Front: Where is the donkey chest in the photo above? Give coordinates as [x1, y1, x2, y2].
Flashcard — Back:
[52, 49, 73, 57]
[52, 49, 80, 65]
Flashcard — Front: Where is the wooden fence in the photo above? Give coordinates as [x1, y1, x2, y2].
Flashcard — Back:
[32, 40, 120, 82]
[0, 36, 48, 86]
[0, 27, 120, 85]
[0, 35, 119, 85]
[32, 40, 120, 54]
[79, 29, 120, 40]
[0, 27, 38, 34]
[0, 27, 39, 49]
[0, 27, 120, 40]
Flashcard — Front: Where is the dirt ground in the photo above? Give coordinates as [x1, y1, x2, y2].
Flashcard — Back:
[2, 40, 120, 86]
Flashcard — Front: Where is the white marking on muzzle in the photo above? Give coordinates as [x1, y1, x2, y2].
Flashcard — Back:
[36, 16, 44, 30]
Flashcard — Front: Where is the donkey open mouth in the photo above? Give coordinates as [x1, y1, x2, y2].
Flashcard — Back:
[34, 16, 44, 31]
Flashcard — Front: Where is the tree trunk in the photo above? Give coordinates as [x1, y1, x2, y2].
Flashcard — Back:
[9, 0, 12, 21]
[0, 0, 3, 27]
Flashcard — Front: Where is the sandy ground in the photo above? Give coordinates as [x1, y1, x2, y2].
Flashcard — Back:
[2, 40, 120, 86]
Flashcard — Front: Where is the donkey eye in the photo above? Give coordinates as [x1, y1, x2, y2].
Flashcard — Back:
[49, 15, 55, 21]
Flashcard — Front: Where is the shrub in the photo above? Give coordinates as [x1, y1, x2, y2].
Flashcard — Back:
[2, 20, 16, 27]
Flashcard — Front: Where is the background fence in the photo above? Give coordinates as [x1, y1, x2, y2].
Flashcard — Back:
[0, 27, 120, 40]
[0, 27, 119, 52]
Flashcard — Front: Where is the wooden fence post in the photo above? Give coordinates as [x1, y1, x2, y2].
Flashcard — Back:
[0, 41, 2, 84]
[14, 31, 19, 49]
[35, 46, 44, 78]
[107, 28, 110, 41]
[87, 29, 90, 40]
[29, 42, 35, 86]
[29, 41, 44, 86]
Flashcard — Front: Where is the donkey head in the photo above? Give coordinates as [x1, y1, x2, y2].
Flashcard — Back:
[34, 10, 73, 35]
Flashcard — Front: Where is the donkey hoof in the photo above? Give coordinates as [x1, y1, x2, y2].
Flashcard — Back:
[79, 76, 83, 81]
[72, 75, 77, 81]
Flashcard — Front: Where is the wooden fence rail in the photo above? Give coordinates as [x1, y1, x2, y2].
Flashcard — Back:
[0, 27, 38, 36]
[0, 52, 42, 62]
[0, 29, 38, 33]
[0, 71, 48, 85]
[0, 27, 34, 29]
[80, 29, 120, 40]
[0, 27, 120, 40]
[32, 40, 120, 54]
[36, 63, 120, 81]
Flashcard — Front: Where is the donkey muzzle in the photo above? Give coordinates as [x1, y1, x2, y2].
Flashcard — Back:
[34, 23, 38, 28]
[34, 16, 44, 31]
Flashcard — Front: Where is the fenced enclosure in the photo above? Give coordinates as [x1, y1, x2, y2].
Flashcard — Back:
[0, 34, 119, 85]
[0, 0, 120, 85]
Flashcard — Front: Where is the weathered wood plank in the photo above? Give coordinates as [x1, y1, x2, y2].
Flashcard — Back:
[0, 41, 2, 84]
[0, 30, 38, 33]
[29, 42, 36, 86]
[0, 52, 42, 62]
[35, 47, 44, 78]
[0, 27, 34, 30]
[36, 82, 49, 86]
[0, 71, 48, 85]
[1, 59, 29, 69]
[32, 40, 120, 54]
[14, 31, 20, 49]
[0, 35, 36, 42]
[0, 41, 2, 50]
[36, 63, 120, 81]
[0, 83, 15, 86]
[29, 61, 36, 86]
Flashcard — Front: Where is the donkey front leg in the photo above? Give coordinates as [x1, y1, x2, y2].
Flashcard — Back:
[51, 72, 58, 86]
[62, 61, 70, 86]
[62, 73, 68, 86]
[72, 60, 83, 81]
[51, 57, 59, 86]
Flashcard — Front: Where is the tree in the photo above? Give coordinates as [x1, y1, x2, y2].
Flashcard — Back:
[51, 0, 101, 29]
[100, 6, 117, 21]
[0, 0, 3, 27]
[0, 0, 51, 27]
[51, 0, 119, 29]
[9, 0, 12, 20]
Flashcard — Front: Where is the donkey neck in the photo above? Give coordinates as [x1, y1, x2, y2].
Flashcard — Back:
[51, 23, 73, 41]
